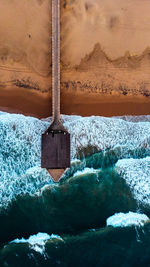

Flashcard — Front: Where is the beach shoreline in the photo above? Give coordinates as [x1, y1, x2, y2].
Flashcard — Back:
[0, 87, 150, 118]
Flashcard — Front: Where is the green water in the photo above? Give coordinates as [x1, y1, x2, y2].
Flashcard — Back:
[0, 112, 150, 266]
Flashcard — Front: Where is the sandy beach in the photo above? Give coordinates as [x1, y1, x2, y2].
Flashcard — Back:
[0, 0, 150, 118]
[0, 87, 51, 118]
[61, 92, 150, 117]
[0, 85, 150, 118]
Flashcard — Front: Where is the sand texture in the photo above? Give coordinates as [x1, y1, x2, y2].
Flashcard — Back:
[0, 0, 150, 117]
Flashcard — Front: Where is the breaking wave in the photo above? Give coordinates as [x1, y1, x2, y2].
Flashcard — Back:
[0, 112, 150, 266]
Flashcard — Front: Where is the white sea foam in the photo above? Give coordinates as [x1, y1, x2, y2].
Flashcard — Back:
[115, 115, 150, 123]
[71, 158, 81, 164]
[0, 112, 150, 209]
[0, 113, 53, 209]
[10, 232, 63, 254]
[62, 115, 150, 159]
[0, 166, 54, 210]
[0, 113, 48, 177]
[116, 157, 150, 205]
[73, 168, 99, 177]
[106, 212, 149, 227]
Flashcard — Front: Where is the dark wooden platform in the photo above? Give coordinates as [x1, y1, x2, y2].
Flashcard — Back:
[41, 131, 70, 169]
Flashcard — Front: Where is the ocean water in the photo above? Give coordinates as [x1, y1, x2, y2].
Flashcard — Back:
[0, 112, 150, 266]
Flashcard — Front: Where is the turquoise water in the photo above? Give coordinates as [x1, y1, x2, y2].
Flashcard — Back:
[0, 112, 150, 266]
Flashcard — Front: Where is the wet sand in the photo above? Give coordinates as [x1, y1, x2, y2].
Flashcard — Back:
[0, 87, 51, 118]
[0, 87, 150, 118]
[61, 92, 150, 117]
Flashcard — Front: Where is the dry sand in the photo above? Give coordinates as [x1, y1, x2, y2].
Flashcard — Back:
[0, 0, 150, 118]
[61, 0, 150, 66]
